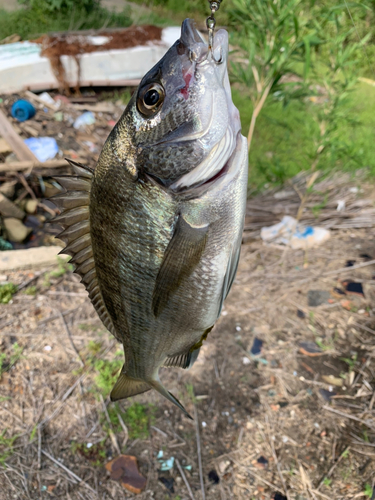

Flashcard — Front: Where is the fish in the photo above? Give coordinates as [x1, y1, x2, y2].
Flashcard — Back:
[52, 18, 248, 418]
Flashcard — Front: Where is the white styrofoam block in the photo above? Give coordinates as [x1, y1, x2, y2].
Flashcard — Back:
[0, 28, 180, 93]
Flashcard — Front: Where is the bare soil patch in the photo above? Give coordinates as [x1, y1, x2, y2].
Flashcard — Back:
[0, 172, 374, 499]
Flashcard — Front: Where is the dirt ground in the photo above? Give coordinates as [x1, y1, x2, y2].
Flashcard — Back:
[0, 173, 375, 500]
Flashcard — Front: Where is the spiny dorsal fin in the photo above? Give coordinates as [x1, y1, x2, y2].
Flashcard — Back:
[152, 215, 209, 317]
[51, 159, 117, 338]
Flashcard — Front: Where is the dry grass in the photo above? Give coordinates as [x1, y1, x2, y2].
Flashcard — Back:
[0, 172, 374, 499]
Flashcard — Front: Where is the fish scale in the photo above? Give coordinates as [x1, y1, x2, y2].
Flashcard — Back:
[52, 19, 248, 418]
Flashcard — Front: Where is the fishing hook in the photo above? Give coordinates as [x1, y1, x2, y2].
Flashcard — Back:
[194, 0, 223, 64]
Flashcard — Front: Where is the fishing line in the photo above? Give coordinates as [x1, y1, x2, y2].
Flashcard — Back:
[343, 0, 375, 78]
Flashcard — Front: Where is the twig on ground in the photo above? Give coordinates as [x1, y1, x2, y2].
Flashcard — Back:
[37, 426, 42, 470]
[116, 411, 129, 448]
[176, 458, 196, 500]
[59, 311, 84, 367]
[265, 414, 289, 498]
[41, 449, 96, 494]
[323, 405, 375, 430]
[323, 259, 375, 276]
[100, 395, 121, 456]
[193, 402, 205, 500]
[317, 446, 350, 490]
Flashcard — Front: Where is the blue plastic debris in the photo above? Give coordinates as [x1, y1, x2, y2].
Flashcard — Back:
[11, 99, 36, 122]
[24, 137, 58, 162]
[250, 337, 263, 355]
[73, 111, 96, 129]
[157, 451, 175, 471]
[261, 215, 330, 249]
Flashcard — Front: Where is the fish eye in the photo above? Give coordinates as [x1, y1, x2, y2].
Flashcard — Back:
[137, 83, 165, 116]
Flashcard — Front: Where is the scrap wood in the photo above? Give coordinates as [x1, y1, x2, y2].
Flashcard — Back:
[0, 137, 12, 154]
[24, 90, 58, 111]
[0, 159, 85, 172]
[0, 193, 25, 219]
[0, 109, 38, 162]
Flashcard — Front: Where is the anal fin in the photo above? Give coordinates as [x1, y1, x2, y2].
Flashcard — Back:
[110, 369, 151, 401]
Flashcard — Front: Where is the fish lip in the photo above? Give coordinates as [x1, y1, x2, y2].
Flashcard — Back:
[181, 18, 206, 48]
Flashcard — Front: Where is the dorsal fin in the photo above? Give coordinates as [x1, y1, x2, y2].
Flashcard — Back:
[51, 159, 117, 338]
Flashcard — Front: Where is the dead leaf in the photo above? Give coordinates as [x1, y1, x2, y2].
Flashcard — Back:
[105, 455, 146, 494]
[340, 299, 353, 311]
[321, 375, 344, 387]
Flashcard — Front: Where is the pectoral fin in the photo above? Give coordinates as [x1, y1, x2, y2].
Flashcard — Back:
[152, 215, 209, 317]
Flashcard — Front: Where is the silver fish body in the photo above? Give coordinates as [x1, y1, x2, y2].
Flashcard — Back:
[53, 19, 248, 417]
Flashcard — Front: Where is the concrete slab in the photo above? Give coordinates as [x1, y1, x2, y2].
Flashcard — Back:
[0, 245, 67, 271]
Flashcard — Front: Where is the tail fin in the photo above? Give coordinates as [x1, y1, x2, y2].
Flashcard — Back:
[151, 376, 193, 420]
[110, 370, 151, 401]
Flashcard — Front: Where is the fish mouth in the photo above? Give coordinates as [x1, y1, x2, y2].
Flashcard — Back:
[180, 18, 227, 65]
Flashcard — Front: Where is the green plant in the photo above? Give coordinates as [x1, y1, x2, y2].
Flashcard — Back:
[0, 283, 17, 304]
[70, 440, 106, 466]
[0, 430, 17, 465]
[87, 349, 123, 396]
[124, 402, 155, 439]
[0, 1, 132, 40]
[43, 258, 74, 287]
[228, 0, 317, 150]
[323, 477, 332, 487]
[340, 352, 358, 371]
[23, 286, 37, 296]
[364, 484, 373, 498]
[0, 344, 23, 378]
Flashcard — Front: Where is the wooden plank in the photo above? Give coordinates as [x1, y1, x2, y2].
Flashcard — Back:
[0, 110, 38, 162]
[0, 159, 86, 172]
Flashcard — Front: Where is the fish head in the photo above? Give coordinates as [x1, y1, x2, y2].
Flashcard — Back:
[124, 18, 241, 189]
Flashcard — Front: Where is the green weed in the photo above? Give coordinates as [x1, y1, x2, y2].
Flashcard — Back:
[364, 484, 373, 498]
[323, 477, 332, 487]
[185, 383, 197, 404]
[70, 440, 106, 466]
[87, 340, 102, 355]
[23, 286, 37, 296]
[0, 0, 132, 40]
[87, 349, 123, 396]
[0, 343, 23, 378]
[124, 402, 155, 439]
[0, 283, 17, 304]
[340, 353, 358, 371]
[43, 258, 74, 287]
[101, 402, 155, 439]
[0, 430, 17, 465]
[29, 425, 37, 443]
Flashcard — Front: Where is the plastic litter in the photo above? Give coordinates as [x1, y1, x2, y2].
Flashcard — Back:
[261, 215, 330, 250]
[250, 337, 263, 355]
[38, 91, 59, 108]
[11, 99, 36, 122]
[159, 456, 174, 471]
[342, 280, 365, 297]
[208, 470, 220, 484]
[24, 137, 58, 162]
[158, 477, 175, 493]
[73, 111, 96, 129]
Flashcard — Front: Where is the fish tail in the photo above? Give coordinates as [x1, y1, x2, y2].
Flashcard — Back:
[110, 369, 151, 401]
[150, 376, 193, 420]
